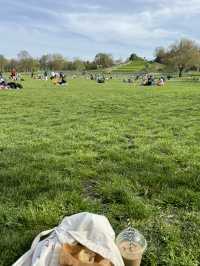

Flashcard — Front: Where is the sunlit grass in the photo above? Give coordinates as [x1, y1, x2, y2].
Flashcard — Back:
[1, 78, 200, 265]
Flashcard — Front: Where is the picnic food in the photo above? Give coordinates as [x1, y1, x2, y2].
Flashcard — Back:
[60, 244, 112, 266]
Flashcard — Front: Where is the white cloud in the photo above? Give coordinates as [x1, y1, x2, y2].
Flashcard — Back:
[59, 12, 177, 47]
[1, 0, 200, 58]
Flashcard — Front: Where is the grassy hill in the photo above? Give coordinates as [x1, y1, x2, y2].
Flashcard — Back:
[112, 58, 163, 73]
[1, 78, 200, 266]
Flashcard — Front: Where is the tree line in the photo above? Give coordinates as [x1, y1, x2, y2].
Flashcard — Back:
[1, 38, 200, 76]
[0, 51, 114, 72]
[154, 39, 200, 77]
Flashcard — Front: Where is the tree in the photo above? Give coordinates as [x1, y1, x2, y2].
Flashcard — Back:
[0, 55, 7, 72]
[49, 54, 66, 70]
[39, 54, 67, 70]
[64, 61, 76, 71]
[84, 61, 98, 70]
[39, 54, 51, 70]
[17, 50, 31, 61]
[170, 39, 200, 77]
[155, 39, 200, 77]
[31, 59, 40, 72]
[17, 50, 36, 72]
[129, 53, 139, 61]
[154, 47, 166, 64]
[73, 59, 85, 71]
[6, 59, 18, 71]
[94, 53, 114, 68]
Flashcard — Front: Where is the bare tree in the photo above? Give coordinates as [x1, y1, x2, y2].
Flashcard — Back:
[0, 55, 7, 72]
[94, 53, 114, 68]
[155, 39, 200, 77]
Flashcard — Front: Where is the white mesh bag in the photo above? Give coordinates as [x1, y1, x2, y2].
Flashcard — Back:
[13, 212, 124, 266]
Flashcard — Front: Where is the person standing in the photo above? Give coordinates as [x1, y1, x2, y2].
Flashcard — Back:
[44, 71, 48, 81]
[11, 68, 17, 80]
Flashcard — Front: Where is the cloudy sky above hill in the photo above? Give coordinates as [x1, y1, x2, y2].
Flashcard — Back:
[1, 0, 200, 59]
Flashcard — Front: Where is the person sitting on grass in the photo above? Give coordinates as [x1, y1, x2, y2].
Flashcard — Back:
[50, 71, 56, 79]
[52, 75, 67, 86]
[157, 77, 165, 86]
[96, 75, 105, 83]
[44, 71, 48, 80]
[0, 78, 23, 90]
[143, 75, 155, 86]
[60, 72, 65, 79]
[0, 77, 7, 89]
[58, 76, 67, 85]
[142, 74, 148, 85]
[52, 77, 59, 85]
[37, 74, 42, 80]
[7, 82, 23, 89]
[135, 74, 140, 81]
[0, 72, 23, 90]
[16, 73, 24, 81]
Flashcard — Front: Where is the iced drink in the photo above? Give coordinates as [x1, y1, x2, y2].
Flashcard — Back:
[118, 241, 144, 266]
[116, 228, 147, 266]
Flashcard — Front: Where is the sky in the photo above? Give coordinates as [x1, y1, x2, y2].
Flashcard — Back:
[1, 0, 200, 60]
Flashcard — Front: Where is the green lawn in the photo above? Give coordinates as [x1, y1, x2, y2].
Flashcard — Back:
[1, 78, 200, 266]
[112, 59, 162, 73]
[113, 59, 146, 73]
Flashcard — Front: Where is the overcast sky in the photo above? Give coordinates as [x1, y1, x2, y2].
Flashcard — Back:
[1, 0, 200, 60]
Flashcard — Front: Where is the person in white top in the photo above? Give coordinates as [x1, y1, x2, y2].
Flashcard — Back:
[157, 77, 165, 86]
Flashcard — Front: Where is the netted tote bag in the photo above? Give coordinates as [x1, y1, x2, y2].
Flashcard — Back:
[13, 212, 124, 266]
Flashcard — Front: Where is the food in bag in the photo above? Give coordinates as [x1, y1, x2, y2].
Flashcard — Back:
[60, 243, 112, 266]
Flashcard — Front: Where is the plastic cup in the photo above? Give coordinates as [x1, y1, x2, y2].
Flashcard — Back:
[116, 228, 147, 266]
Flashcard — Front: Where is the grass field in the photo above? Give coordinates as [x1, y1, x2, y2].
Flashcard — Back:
[112, 59, 162, 73]
[1, 78, 200, 266]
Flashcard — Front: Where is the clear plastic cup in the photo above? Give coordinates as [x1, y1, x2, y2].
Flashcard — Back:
[116, 228, 147, 266]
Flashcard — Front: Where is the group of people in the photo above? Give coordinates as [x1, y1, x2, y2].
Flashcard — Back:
[142, 74, 165, 86]
[51, 72, 67, 86]
[0, 68, 168, 91]
[0, 71, 23, 90]
[0, 76, 23, 90]
[122, 74, 165, 86]
[123, 78, 133, 83]
[10, 68, 23, 81]
[89, 73, 113, 83]
[31, 71, 68, 86]
[87, 73, 166, 86]
[31, 71, 49, 81]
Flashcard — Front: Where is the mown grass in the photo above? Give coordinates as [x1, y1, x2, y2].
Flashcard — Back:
[113, 59, 146, 73]
[112, 59, 162, 73]
[1, 78, 200, 266]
